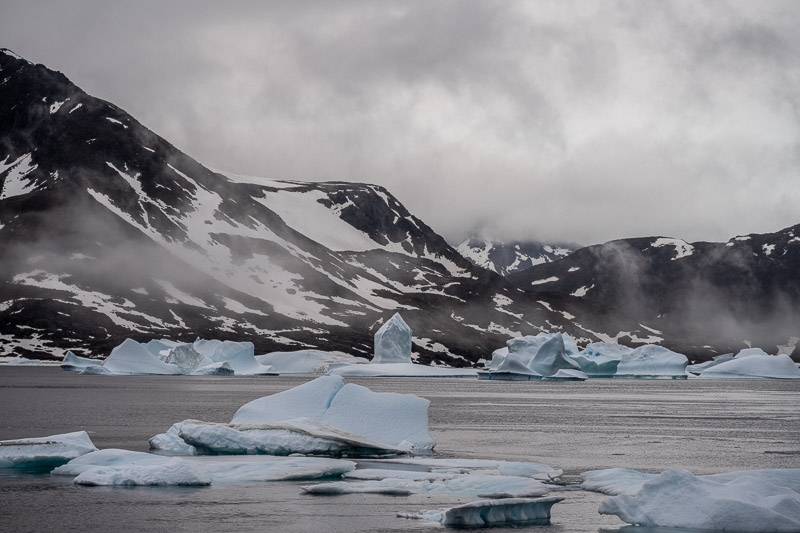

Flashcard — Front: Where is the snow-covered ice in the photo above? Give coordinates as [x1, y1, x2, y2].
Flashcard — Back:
[255, 349, 369, 374]
[400, 496, 564, 527]
[598, 468, 800, 532]
[0, 431, 97, 470]
[60, 351, 102, 372]
[151, 376, 435, 456]
[700, 352, 800, 379]
[73, 458, 212, 487]
[372, 313, 412, 364]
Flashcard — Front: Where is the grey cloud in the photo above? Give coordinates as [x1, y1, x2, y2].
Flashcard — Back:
[2, 0, 799, 246]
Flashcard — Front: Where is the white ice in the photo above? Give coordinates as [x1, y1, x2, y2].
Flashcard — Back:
[73, 458, 212, 486]
[255, 349, 369, 374]
[372, 313, 412, 364]
[328, 362, 478, 378]
[152, 376, 434, 455]
[700, 352, 800, 379]
[192, 339, 275, 375]
[302, 473, 552, 497]
[687, 352, 734, 375]
[481, 333, 586, 380]
[96, 339, 182, 375]
[615, 344, 687, 378]
[54, 448, 355, 484]
[0, 431, 98, 470]
[60, 351, 102, 372]
[598, 468, 800, 532]
[401, 496, 564, 527]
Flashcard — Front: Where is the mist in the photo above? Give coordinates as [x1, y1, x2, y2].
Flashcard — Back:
[1, 0, 798, 246]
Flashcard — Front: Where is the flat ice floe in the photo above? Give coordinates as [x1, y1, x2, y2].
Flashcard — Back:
[256, 349, 369, 374]
[597, 468, 800, 532]
[54, 449, 355, 485]
[400, 496, 564, 527]
[328, 362, 478, 378]
[151, 376, 435, 456]
[0, 431, 98, 470]
[699, 352, 800, 379]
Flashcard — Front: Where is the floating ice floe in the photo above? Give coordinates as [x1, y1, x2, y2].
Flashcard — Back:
[400, 496, 564, 527]
[0, 431, 97, 470]
[699, 351, 800, 379]
[60, 351, 103, 371]
[480, 334, 587, 380]
[54, 448, 355, 485]
[372, 313, 413, 364]
[597, 468, 800, 532]
[150, 376, 434, 456]
[73, 458, 212, 486]
[255, 349, 369, 374]
[375, 457, 562, 480]
[328, 362, 478, 378]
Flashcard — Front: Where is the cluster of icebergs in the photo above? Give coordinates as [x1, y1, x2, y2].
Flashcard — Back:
[43, 312, 800, 380]
[2, 375, 799, 531]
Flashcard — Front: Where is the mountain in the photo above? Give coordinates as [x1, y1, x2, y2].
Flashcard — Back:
[456, 237, 576, 276]
[0, 49, 622, 364]
[508, 233, 800, 359]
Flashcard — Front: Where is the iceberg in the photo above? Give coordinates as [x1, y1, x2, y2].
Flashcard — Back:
[687, 352, 735, 374]
[144, 339, 181, 360]
[570, 342, 633, 377]
[98, 339, 182, 375]
[191, 339, 275, 375]
[152, 376, 435, 456]
[700, 353, 800, 379]
[73, 458, 212, 486]
[328, 362, 478, 378]
[372, 313, 412, 364]
[0, 431, 98, 470]
[255, 349, 369, 374]
[60, 351, 103, 372]
[55, 448, 355, 484]
[615, 345, 688, 378]
[598, 468, 800, 532]
[400, 496, 564, 527]
[480, 334, 586, 380]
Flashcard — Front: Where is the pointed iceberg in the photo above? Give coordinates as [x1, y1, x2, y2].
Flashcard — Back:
[372, 313, 412, 364]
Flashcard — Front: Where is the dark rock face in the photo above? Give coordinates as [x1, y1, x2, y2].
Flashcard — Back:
[509, 233, 800, 360]
[456, 237, 576, 276]
[1, 49, 795, 365]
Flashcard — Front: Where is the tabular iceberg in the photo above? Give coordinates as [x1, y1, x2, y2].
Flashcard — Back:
[598, 468, 800, 532]
[480, 334, 587, 380]
[699, 352, 800, 379]
[151, 376, 435, 456]
[255, 350, 369, 374]
[372, 313, 412, 364]
[400, 496, 565, 527]
[0, 431, 98, 470]
[616, 345, 688, 378]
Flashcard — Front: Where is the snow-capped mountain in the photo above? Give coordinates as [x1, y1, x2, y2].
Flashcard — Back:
[0, 49, 618, 364]
[456, 237, 576, 276]
[508, 232, 800, 359]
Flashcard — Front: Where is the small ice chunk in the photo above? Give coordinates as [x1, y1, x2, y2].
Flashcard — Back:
[303, 474, 552, 497]
[328, 362, 478, 378]
[60, 351, 102, 372]
[148, 422, 198, 455]
[598, 468, 800, 532]
[73, 458, 212, 486]
[372, 313, 412, 364]
[401, 496, 565, 527]
[0, 431, 97, 470]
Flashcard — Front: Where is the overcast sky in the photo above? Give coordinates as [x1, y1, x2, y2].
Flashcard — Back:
[2, 1, 799, 245]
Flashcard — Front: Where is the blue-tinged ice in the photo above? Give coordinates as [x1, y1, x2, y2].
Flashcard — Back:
[0, 431, 98, 470]
[255, 349, 369, 374]
[687, 352, 734, 374]
[572, 343, 687, 378]
[598, 468, 800, 532]
[73, 458, 212, 486]
[400, 496, 565, 527]
[90, 339, 182, 375]
[481, 333, 587, 380]
[372, 313, 412, 364]
[60, 351, 102, 372]
[699, 352, 800, 379]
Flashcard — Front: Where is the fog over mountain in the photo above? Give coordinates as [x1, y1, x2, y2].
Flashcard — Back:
[1, 0, 798, 245]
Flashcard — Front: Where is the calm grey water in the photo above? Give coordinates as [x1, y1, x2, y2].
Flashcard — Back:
[1, 368, 798, 532]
